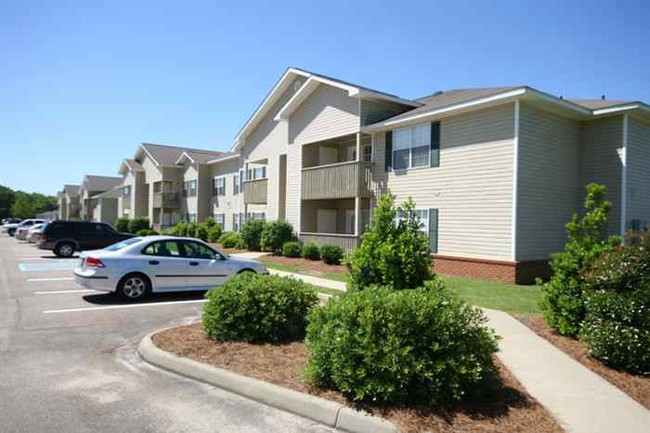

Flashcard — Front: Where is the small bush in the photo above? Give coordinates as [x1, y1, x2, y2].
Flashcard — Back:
[128, 217, 150, 234]
[186, 222, 199, 239]
[204, 217, 217, 229]
[174, 222, 188, 237]
[203, 273, 318, 343]
[136, 229, 159, 236]
[304, 282, 499, 405]
[241, 219, 266, 251]
[219, 232, 244, 249]
[301, 242, 320, 260]
[194, 224, 208, 242]
[282, 241, 301, 258]
[580, 245, 650, 374]
[261, 221, 295, 255]
[115, 217, 130, 233]
[207, 226, 223, 243]
[320, 245, 344, 265]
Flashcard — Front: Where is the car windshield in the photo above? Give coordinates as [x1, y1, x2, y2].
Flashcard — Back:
[104, 237, 142, 251]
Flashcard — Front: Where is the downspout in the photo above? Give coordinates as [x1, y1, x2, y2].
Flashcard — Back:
[511, 100, 520, 261]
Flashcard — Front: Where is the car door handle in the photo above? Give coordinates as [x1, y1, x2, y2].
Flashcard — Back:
[189, 261, 199, 266]
[148, 260, 160, 265]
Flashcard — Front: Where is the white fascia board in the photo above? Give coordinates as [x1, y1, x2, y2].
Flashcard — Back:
[206, 154, 240, 165]
[174, 151, 195, 165]
[593, 103, 642, 116]
[139, 144, 161, 166]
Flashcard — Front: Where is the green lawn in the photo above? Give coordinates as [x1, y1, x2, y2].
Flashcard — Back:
[261, 259, 543, 315]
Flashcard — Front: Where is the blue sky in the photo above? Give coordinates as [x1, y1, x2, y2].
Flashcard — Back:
[2, 0, 648, 195]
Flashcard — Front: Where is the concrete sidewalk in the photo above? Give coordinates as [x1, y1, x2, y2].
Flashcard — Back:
[260, 268, 650, 433]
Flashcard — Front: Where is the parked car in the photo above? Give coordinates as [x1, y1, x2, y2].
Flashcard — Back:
[73, 236, 269, 299]
[1, 218, 21, 225]
[38, 221, 134, 257]
[27, 223, 47, 243]
[7, 219, 47, 238]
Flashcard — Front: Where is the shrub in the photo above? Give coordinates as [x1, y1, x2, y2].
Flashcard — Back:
[203, 273, 318, 343]
[580, 245, 650, 374]
[219, 232, 244, 249]
[174, 221, 188, 237]
[304, 282, 499, 405]
[541, 183, 618, 336]
[136, 229, 159, 236]
[186, 222, 199, 239]
[128, 217, 150, 234]
[207, 225, 223, 243]
[347, 193, 432, 291]
[204, 217, 217, 229]
[261, 221, 295, 255]
[194, 224, 208, 242]
[115, 217, 130, 233]
[320, 245, 344, 265]
[241, 219, 266, 251]
[282, 241, 301, 258]
[301, 242, 320, 260]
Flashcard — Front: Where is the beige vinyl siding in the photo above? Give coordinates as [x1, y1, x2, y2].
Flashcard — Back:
[140, 155, 162, 221]
[210, 159, 240, 231]
[579, 116, 623, 236]
[374, 103, 516, 260]
[288, 85, 359, 145]
[516, 103, 581, 260]
[118, 172, 134, 217]
[626, 116, 650, 229]
[286, 143, 302, 231]
[360, 99, 412, 126]
[181, 164, 199, 219]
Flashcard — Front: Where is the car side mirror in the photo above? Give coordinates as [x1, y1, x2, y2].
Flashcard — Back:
[214, 253, 226, 261]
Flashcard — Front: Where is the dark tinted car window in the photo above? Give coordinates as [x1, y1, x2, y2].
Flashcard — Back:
[182, 241, 216, 260]
[142, 241, 183, 257]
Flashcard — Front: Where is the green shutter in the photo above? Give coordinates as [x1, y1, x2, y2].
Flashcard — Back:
[385, 131, 393, 171]
[430, 122, 440, 167]
[428, 208, 438, 253]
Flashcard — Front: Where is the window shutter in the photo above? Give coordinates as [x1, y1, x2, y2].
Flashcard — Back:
[430, 122, 440, 167]
[428, 208, 438, 253]
[385, 131, 393, 171]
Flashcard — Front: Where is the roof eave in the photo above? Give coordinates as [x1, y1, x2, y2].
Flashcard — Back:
[207, 154, 240, 165]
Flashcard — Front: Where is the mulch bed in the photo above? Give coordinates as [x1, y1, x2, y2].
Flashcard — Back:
[153, 323, 563, 433]
[518, 315, 649, 409]
[211, 245, 250, 255]
[260, 254, 347, 274]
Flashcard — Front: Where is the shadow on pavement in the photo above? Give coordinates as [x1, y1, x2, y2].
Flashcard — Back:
[82, 291, 207, 305]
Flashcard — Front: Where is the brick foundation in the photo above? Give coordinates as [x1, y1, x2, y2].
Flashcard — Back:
[432, 254, 551, 285]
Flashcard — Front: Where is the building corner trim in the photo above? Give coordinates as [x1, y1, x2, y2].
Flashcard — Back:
[511, 101, 520, 261]
[621, 114, 629, 240]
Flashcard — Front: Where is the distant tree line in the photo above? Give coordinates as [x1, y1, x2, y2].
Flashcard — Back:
[0, 185, 58, 220]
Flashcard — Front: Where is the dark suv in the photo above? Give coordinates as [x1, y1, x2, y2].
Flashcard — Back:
[38, 221, 134, 257]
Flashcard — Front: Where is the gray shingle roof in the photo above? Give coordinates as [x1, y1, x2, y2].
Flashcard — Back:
[206, 152, 238, 164]
[62, 184, 80, 196]
[568, 99, 632, 110]
[83, 175, 122, 192]
[141, 143, 222, 166]
[90, 187, 122, 199]
[123, 158, 144, 172]
[182, 149, 226, 164]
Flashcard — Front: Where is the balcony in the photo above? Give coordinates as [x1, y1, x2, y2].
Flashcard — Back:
[153, 191, 180, 208]
[299, 232, 360, 251]
[301, 161, 373, 200]
[243, 179, 268, 204]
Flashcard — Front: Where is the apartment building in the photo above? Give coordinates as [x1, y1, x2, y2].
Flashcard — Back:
[57, 184, 81, 220]
[78, 175, 122, 221]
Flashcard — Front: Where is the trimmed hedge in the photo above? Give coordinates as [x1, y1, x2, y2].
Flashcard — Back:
[320, 245, 344, 265]
[115, 218, 130, 233]
[207, 226, 223, 243]
[219, 232, 244, 249]
[203, 273, 318, 343]
[261, 221, 294, 255]
[301, 242, 320, 260]
[304, 282, 498, 405]
[128, 217, 150, 234]
[282, 241, 301, 258]
[241, 219, 266, 251]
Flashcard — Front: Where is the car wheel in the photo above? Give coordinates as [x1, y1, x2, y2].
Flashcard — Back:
[8, 229, 15, 237]
[237, 268, 256, 275]
[55, 242, 75, 258]
[117, 274, 151, 300]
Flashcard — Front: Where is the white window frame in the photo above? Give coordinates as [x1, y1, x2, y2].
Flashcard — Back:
[212, 176, 225, 196]
[395, 208, 429, 235]
[393, 122, 431, 170]
[213, 212, 225, 228]
[233, 174, 240, 194]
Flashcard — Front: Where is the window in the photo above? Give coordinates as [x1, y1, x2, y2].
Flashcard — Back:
[105, 237, 142, 251]
[182, 241, 217, 260]
[212, 177, 225, 196]
[233, 213, 240, 232]
[363, 145, 372, 163]
[183, 180, 197, 197]
[122, 185, 131, 197]
[394, 208, 438, 253]
[246, 212, 265, 221]
[142, 240, 183, 257]
[233, 174, 240, 194]
[182, 213, 197, 223]
[393, 123, 431, 170]
[247, 166, 266, 180]
[213, 213, 225, 228]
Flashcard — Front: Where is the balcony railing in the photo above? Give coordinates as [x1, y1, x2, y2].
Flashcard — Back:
[243, 179, 268, 204]
[153, 191, 180, 208]
[301, 161, 372, 200]
[299, 232, 360, 251]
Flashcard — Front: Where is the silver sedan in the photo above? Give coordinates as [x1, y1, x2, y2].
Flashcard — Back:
[73, 235, 268, 299]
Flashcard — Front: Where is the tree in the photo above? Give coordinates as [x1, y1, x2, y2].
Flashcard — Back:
[0, 185, 16, 219]
[9, 190, 57, 219]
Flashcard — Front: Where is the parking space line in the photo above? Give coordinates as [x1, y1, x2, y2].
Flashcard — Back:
[34, 289, 98, 295]
[43, 299, 207, 314]
[27, 277, 75, 282]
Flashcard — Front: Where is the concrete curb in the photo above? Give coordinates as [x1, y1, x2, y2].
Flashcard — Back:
[138, 332, 397, 433]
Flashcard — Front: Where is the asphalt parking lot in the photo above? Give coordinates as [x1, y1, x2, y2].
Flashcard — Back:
[0, 236, 334, 433]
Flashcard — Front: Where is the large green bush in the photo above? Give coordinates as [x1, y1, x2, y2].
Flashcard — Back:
[194, 224, 208, 242]
[136, 229, 159, 236]
[580, 245, 650, 374]
[219, 232, 244, 249]
[320, 245, 344, 265]
[347, 193, 432, 291]
[282, 241, 301, 258]
[128, 217, 150, 234]
[115, 217, 130, 233]
[301, 242, 320, 260]
[207, 225, 223, 243]
[541, 183, 617, 336]
[204, 217, 217, 229]
[241, 219, 267, 251]
[203, 273, 318, 343]
[304, 282, 498, 405]
[260, 221, 294, 255]
[174, 221, 188, 237]
[186, 222, 199, 239]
